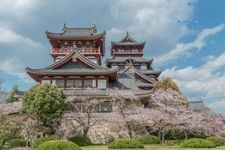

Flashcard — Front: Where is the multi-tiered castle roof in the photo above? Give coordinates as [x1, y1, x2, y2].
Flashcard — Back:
[26, 24, 161, 103]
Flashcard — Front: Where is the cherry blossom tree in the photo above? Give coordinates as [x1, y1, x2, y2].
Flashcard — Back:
[135, 88, 208, 142]
[65, 90, 107, 136]
[20, 115, 49, 146]
[204, 115, 225, 137]
[0, 80, 7, 103]
[109, 89, 140, 138]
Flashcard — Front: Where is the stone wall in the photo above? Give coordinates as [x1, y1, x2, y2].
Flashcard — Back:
[56, 112, 130, 144]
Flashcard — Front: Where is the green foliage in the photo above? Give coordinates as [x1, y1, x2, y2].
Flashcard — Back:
[165, 130, 185, 140]
[188, 132, 208, 139]
[108, 138, 144, 149]
[0, 80, 7, 103]
[22, 85, 38, 114]
[6, 85, 18, 103]
[136, 135, 160, 144]
[153, 77, 180, 92]
[207, 136, 225, 146]
[9, 138, 26, 148]
[68, 136, 92, 146]
[0, 115, 13, 149]
[180, 138, 216, 148]
[33, 136, 58, 148]
[22, 83, 66, 131]
[36, 140, 81, 150]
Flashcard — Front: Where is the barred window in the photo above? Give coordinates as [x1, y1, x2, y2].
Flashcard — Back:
[98, 79, 106, 89]
[101, 102, 112, 112]
[66, 80, 74, 88]
[95, 102, 112, 113]
[83, 79, 96, 88]
[42, 80, 51, 84]
[55, 80, 64, 88]
[75, 80, 82, 88]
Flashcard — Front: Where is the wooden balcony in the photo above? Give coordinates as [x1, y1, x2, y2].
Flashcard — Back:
[112, 49, 143, 55]
[51, 47, 101, 55]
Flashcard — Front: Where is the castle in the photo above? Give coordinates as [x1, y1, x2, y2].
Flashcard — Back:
[26, 24, 161, 112]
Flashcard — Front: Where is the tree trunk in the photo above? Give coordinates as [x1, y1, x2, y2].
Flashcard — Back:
[127, 124, 133, 138]
[161, 131, 165, 143]
[26, 141, 29, 147]
[83, 128, 89, 136]
[120, 108, 133, 138]
[184, 131, 188, 140]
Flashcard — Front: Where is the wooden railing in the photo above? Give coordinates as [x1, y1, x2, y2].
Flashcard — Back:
[112, 49, 143, 54]
[51, 47, 101, 55]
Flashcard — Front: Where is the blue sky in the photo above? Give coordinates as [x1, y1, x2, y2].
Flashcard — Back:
[0, 0, 225, 114]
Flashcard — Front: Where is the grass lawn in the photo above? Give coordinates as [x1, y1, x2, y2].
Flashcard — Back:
[82, 145, 225, 150]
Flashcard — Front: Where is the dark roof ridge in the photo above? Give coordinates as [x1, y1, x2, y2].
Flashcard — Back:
[119, 31, 138, 43]
[111, 32, 146, 46]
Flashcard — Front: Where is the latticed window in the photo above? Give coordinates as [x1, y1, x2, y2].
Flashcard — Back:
[101, 102, 112, 112]
[69, 102, 112, 113]
[66, 80, 74, 88]
[42, 80, 51, 84]
[97, 79, 106, 89]
[83, 79, 96, 88]
[141, 64, 147, 70]
[95, 102, 112, 113]
[74, 80, 82, 88]
[55, 80, 64, 88]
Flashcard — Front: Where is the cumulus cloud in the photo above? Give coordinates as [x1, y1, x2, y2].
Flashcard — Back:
[156, 24, 225, 64]
[163, 51, 225, 113]
[0, 0, 38, 17]
[0, 26, 41, 48]
[108, 0, 197, 55]
[0, 59, 33, 83]
[0, 26, 47, 83]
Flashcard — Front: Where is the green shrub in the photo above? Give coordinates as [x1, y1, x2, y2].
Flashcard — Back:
[165, 130, 185, 140]
[9, 138, 26, 148]
[68, 136, 91, 146]
[33, 136, 58, 148]
[108, 138, 144, 149]
[136, 135, 160, 144]
[207, 136, 225, 146]
[180, 138, 216, 148]
[36, 140, 81, 150]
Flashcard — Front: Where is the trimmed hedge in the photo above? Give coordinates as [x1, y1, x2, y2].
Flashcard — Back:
[33, 136, 58, 148]
[136, 135, 160, 144]
[180, 138, 216, 148]
[207, 136, 225, 146]
[68, 136, 91, 146]
[36, 140, 81, 150]
[108, 138, 144, 149]
[9, 138, 26, 148]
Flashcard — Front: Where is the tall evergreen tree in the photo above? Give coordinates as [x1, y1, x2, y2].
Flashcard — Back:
[6, 85, 18, 103]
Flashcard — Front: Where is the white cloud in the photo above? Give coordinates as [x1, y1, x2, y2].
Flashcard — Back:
[0, 26, 41, 48]
[163, 51, 225, 113]
[0, 0, 38, 17]
[0, 59, 33, 83]
[108, 0, 197, 55]
[203, 52, 225, 72]
[156, 24, 225, 64]
[0, 26, 47, 83]
[209, 100, 225, 110]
